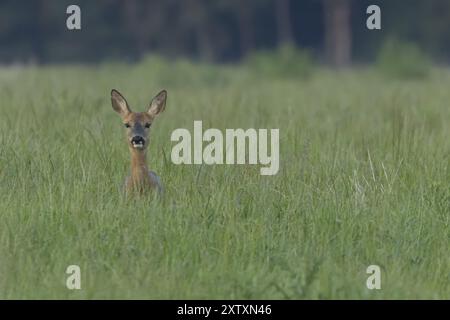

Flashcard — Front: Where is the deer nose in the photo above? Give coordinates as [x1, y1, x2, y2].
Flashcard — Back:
[131, 136, 145, 149]
[131, 136, 145, 144]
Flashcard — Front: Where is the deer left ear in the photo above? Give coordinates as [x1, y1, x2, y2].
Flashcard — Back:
[111, 89, 132, 117]
[148, 90, 167, 117]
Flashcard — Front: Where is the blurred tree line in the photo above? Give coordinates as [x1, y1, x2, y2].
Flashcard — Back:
[0, 0, 449, 65]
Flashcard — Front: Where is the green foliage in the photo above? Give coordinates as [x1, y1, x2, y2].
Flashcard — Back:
[376, 38, 431, 79]
[244, 45, 315, 79]
[132, 55, 235, 88]
[0, 64, 449, 299]
[1, 1, 450, 64]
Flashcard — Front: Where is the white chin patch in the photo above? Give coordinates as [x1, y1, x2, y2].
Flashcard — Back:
[132, 142, 144, 149]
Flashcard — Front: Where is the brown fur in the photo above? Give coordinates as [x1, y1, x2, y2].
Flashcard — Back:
[111, 89, 167, 195]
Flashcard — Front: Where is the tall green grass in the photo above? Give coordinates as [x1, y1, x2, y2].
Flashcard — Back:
[0, 61, 448, 299]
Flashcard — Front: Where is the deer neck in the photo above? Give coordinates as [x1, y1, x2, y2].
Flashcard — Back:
[130, 148, 149, 184]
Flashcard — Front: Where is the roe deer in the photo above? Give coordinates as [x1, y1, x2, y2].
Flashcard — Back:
[111, 89, 167, 195]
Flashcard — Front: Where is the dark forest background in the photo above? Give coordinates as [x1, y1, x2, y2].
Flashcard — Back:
[1, 0, 450, 66]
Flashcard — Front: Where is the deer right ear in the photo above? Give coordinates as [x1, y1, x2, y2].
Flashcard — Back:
[111, 89, 131, 117]
[147, 90, 167, 117]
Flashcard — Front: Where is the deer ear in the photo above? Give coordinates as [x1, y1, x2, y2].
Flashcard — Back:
[111, 89, 131, 117]
[148, 90, 167, 117]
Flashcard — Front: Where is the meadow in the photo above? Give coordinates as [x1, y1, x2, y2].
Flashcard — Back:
[0, 57, 448, 299]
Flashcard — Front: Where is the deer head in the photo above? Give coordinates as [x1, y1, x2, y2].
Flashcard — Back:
[111, 89, 167, 151]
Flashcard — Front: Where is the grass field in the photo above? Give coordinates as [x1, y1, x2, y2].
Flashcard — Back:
[0, 59, 449, 299]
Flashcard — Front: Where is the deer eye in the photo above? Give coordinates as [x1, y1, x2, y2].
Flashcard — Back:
[145, 123, 151, 128]
[124, 123, 131, 128]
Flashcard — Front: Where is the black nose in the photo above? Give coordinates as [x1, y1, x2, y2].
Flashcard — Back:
[131, 136, 145, 144]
